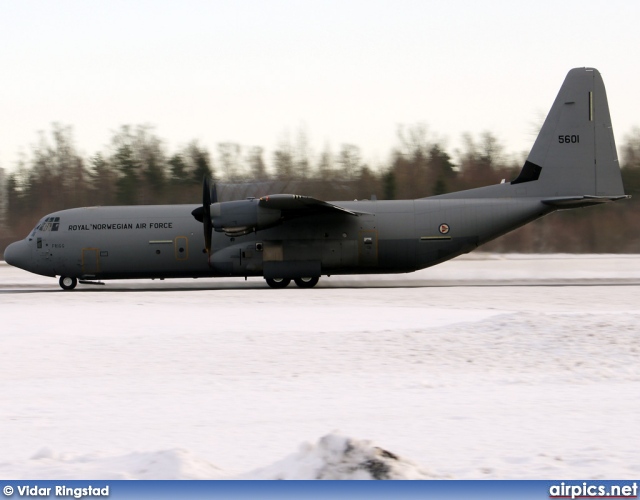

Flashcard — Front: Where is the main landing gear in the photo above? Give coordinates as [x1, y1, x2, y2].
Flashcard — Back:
[59, 276, 78, 290]
[265, 276, 320, 289]
[294, 276, 319, 288]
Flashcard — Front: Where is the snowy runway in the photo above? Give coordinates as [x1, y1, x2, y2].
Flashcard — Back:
[1, 255, 639, 479]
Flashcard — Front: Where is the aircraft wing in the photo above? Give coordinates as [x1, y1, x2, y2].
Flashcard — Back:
[258, 194, 366, 218]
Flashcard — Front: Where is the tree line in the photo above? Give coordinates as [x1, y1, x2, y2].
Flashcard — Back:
[2, 123, 640, 256]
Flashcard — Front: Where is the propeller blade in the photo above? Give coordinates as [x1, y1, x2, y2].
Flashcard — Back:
[203, 177, 211, 205]
[203, 177, 213, 252]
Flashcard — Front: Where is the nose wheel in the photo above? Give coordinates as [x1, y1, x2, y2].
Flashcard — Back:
[59, 276, 78, 290]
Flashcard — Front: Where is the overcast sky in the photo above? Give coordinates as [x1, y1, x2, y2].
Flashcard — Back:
[1, 0, 639, 172]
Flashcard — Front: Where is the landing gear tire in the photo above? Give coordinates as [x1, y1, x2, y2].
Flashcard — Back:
[59, 276, 78, 290]
[294, 276, 319, 288]
[265, 277, 291, 289]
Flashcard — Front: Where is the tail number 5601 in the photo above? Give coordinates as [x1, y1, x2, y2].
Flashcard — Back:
[558, 135, 580, 144]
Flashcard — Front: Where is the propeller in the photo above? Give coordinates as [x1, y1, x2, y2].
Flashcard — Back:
[191, 177, 217, 253]
[203, 178, 213, 252]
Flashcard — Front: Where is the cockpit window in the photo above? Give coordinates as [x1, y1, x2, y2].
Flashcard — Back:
[34, 216, 61, 234]
[30, 222, 43, 237]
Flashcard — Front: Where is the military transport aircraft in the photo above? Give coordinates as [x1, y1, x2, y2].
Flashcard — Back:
[4, 68, 629, 290]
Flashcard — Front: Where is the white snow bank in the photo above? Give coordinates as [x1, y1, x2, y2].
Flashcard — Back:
[0, 434, 435, 480]
[0, 447, 227, 480]
[244, 433, 438, 480]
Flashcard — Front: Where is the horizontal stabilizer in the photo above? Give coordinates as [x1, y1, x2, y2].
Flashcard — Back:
[541, 195, 631, 208]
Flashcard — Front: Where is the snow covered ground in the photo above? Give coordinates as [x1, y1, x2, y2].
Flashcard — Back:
[0, 254, 639, 479]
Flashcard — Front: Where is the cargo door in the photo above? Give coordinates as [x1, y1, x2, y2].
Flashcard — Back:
[82, 248, 99, 276]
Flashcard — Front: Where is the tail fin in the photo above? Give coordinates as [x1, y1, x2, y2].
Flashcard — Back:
[430, 68, 628, 204]
[514, 67, 627, 202]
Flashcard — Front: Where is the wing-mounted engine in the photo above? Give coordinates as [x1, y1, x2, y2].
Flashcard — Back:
[210, 199, 282, 237]
[190, 189, 282, 239]
[192, 179, 365, 245]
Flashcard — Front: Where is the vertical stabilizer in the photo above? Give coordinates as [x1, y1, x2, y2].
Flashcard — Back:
[517, 68, 625, 198]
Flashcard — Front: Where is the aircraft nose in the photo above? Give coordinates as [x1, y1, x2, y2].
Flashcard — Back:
[4, 240, 30, 271]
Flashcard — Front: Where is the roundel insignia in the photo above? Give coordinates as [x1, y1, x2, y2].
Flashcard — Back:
[439, 223, 450, 235]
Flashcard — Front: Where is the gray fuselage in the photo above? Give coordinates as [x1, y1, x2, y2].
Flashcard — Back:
[10, 195, 551, 281]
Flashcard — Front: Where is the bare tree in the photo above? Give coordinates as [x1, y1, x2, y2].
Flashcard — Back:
[273, 138, 294, 179]
[317, 143, 334, 181]
[217, 142, 242, 180]
[0, 168, 7, 233]
[247, 146, 268, 181]
[337, 144, 362, 181]
[294, 127, 311, 179]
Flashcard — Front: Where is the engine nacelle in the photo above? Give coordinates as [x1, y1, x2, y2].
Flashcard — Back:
[211, 199, 281, 236]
